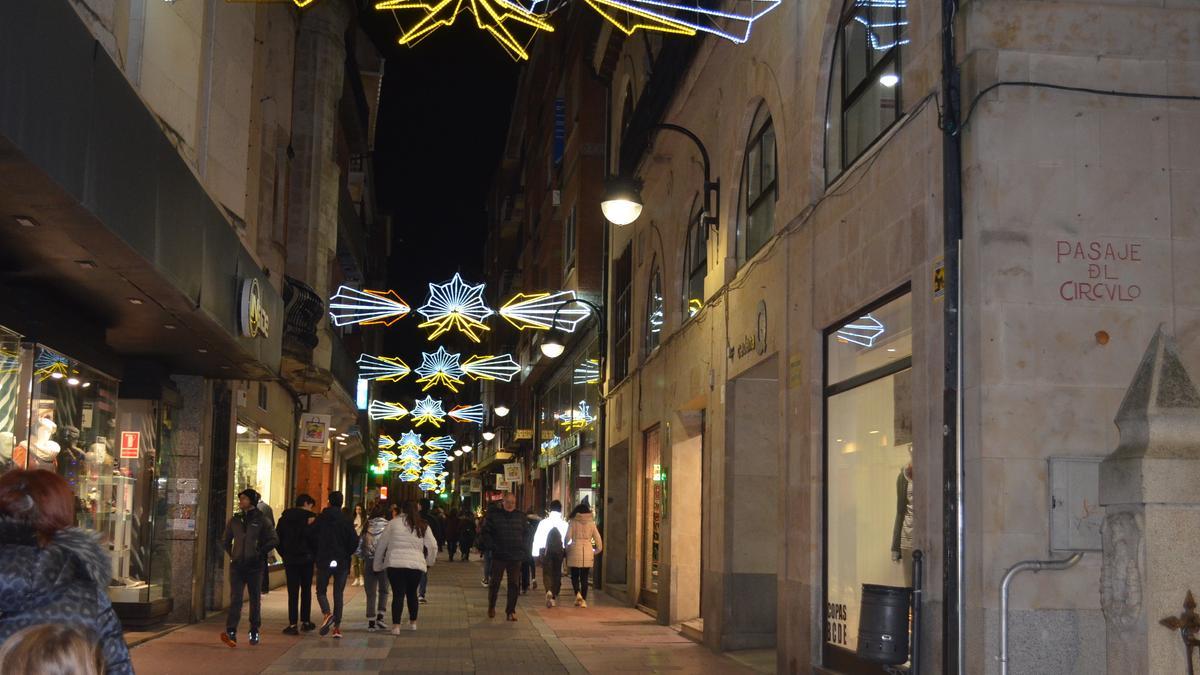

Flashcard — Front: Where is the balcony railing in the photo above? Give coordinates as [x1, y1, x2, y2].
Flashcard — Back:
[283, 276, 323, 360]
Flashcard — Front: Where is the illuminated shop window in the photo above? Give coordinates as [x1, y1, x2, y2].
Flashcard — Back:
[737, 104, 777, 263]
[823, 291, 913, 670]
[645, 258, 664, 355]
[825, 0, 908, 183]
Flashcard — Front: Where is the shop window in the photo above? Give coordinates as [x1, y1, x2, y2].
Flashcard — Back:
[645, 258, 664, 355]
[823, 291, 913, 670]
[737, 104, 777, 263]
[641, 425, 662, 604]
[563, 205, 577, 277]
[537, 338, 601, 514]
[234, 423, 288, 516]
[0, 328, 22, 454]
[684, 207, 706, 319]
[612, 243, 633, 382]
[825, 0, 907, 183]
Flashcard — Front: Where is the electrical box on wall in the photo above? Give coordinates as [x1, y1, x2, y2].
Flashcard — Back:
[1048, 457, 1104, 552]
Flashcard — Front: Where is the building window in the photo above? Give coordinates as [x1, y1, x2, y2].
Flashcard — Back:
[737, 104, 777, 263]
[823, 290, 913, 671]
[257, 382, 268, 411]
[563, 205, 577, 277]
[612, 244, 633, 382]
[683, 206, 706, 319]
[825, 0, 907, 183]
[645, 259, 663, 355]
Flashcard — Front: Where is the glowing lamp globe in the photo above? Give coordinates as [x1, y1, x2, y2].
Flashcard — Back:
[540, 340, 566, 358]
[601, 176, 643, 226]
[482, 431, 496, 442]
[494, 405, 511, 418]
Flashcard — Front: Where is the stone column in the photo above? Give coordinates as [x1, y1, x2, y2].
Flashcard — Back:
[1100, 327, 1200, 674]
[167, 375, 210, 623]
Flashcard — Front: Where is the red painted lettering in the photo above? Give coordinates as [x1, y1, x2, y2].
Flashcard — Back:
[1057, 241, 1072, 263]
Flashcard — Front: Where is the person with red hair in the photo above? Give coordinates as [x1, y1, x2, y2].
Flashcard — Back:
[0, 469, 132, 674]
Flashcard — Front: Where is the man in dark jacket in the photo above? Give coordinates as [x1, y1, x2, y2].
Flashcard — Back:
[309, 491, 359, 638]
[481, 492, 527, 620]
[274, 493, 317, 634]
[221, 488, 279, 648]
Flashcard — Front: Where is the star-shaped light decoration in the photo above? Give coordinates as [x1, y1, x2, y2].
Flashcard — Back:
[499, 291, 591, 332]
[368, 400, 410, 421]
[329, 286, 411, 327]
[462, 354, 521, 382]
[400, 468, 421, 482]
[375, 0, 553, 62]
[555, 400, 597, 430]
[415, 346, 466, 392]
[415, 273, 495, 342]
[425, 436, 456, 452]
[411, 396, 448, 428]
[836, 313, 887, 348]
[448, 403, 486, 425]
[378, 435, 397, 450]
[398, 431, 426, 450]
[585, 0, 780, 43]
[358, 354, 412, 382]
[34, 351, 70, 382]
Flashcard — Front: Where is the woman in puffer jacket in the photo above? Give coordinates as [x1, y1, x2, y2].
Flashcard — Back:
[373, 501, 437, 634]
[0, 470, 132, 674]
[564, 498, 603, 609]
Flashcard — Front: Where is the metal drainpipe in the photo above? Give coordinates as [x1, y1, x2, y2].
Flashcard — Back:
[998, 553, 1083, 675]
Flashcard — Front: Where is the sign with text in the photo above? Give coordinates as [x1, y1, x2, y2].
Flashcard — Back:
[119, 432, 140, 459]
[1054, 238, 1148, 303]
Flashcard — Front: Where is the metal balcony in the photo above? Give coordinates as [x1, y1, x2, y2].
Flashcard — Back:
[282, 276, 323, 361]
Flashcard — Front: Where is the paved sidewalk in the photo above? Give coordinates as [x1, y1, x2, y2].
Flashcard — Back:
[131, 552, 760, 674]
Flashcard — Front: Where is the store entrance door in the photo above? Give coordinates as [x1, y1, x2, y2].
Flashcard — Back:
[639, 426, 662, 608]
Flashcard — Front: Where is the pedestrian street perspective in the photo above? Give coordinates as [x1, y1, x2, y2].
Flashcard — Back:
[1, 0, 1199, 673]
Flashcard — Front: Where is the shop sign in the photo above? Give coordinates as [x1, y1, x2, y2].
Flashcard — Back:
[562, 432, 581, 454]
[119, 432, 140, 459]
[503, 462, 523, 484]
[380, 486, 388, 501]
[514, 428, 533, 440]
[732, 300, 768, 359]
[495, 473, 511, 491]
[299, 413, 331, 447]
[540, 429, 556, 440]
[469, 477, 482, 492]
[239, 278, 272, 339]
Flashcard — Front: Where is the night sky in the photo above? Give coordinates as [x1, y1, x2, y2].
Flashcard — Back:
[358, 10, 520, 402]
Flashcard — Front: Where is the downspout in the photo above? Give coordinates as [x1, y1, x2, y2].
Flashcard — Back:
[998, 554, 1083, 675]
[939, 0, 965, 670]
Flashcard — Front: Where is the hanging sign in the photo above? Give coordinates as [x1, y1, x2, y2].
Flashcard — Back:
[495, 473, 511, 491]
[120, 432, 140, 459]
[469, 477, 483, 492]
[300, 413, 331, 447]
[504, 462, 523, 484]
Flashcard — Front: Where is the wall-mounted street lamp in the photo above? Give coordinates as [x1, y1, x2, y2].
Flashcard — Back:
[494, 404, 511, 418]
[481, 430, 496, 442]
[540, 297, 605, 360]
[601, 123, 720, 229]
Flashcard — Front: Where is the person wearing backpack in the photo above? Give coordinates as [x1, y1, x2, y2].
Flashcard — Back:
[358, 505, 392, 631]
[530, 500, 568, 608]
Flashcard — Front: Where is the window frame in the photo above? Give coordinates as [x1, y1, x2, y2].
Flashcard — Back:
[683, 205, 706, 320]
[611, 244, 633, 383]
[645, 257, 663, 356]
[738, 107, 778, 263]
[563, 205, 577, 277]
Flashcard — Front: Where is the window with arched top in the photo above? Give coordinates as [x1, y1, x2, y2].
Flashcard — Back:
[737, 104, 777, 264]
[683, 203, 706, 319]
[825, 0, 908, 183]
[645, 260, 664, 355]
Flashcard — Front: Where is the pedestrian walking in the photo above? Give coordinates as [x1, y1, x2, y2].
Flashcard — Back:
[374, 501, 438, 634]
[309, 491, 359, 639]
[0, 624, 104, 675]
[480, 492, 527, 621]
[358, 505, 392, 631]
[480, 500, 500, 585]
[275, 493, 318, 634]
[458, 511, 475, 562]
[220, 488, 279, 646]
[521, 512, 541, 594]
[258, 498, 276, 595]
[0, 470, 132, 673]
[531, 500, 568, 608]
[565, 498, 602, 608]
[417, 500, 443, 602]
[351, 503, 366, 586]
[445, 508, 461, 561]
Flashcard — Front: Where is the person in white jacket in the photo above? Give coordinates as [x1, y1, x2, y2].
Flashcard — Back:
[530, 500, 569, 608]
[373, 501, 438, 634]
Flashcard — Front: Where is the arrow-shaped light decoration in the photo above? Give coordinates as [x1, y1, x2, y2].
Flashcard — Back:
[585, 0, 780, 43]
[378, 435, 397, 450]
[425, 436, 456, 452]
[410, 396, 448, 428]
[835, 313, 887, 348]
[329, 286, 411, 327]
[415, 273, 495, 342]
[499, 291, 591, 332]
[358, 354, 412, 382]
[414, 346, 466, 392]
[423, 450, 451, 463]
[573, 358, 600, 385]
[462, 354, 521, 382]
[375, 0, 553, 62]
[448, 403, 486, 425]
[368, 400, 410, 421]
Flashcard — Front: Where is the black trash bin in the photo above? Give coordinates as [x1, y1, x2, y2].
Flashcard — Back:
[856, 583, 912, 665]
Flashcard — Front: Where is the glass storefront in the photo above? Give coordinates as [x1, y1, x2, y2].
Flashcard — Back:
[823, 292, 913, 668]
[642, 426, 662, 599]
[537, 337, 601, 517]
[234, 422, 289, 517]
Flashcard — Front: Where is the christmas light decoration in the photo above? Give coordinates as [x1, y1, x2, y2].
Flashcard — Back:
[573, 359, 600, 385]
[401, 468, 421, 482]
[541, 435, 562, 451]
[555, 400, 596, 430]
[34, 352, 69, 382]
[585, 0, 780, 44]
[368, 400, 410, 421]
[423, 450, 451, 463]
[358, 354, 412, 382]
[415, 273, 494, 342]
[398, 431, 425, 450]
[425, 436, 456, 452]
[329, 286, 411, 327]
[375, 0, 553, 62]
[498, 291, 591, 332]
[378, 435, 397, 450]
[448, 403, 486, 425]
[414, 346, 466, 392]
[836, 313, 886, 348]
[462, 354, 521, 382]
[410, 396, 448, 428]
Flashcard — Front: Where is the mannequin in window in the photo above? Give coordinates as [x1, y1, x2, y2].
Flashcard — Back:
[57, 425, 85, 486]
[14, 417, 62, 471]
[0, 431, 13, 469]
[891, 449, 914, 586]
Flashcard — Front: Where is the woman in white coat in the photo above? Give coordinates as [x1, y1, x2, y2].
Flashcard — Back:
[373, 501, 438, 633]
[564, 499, 603, 608]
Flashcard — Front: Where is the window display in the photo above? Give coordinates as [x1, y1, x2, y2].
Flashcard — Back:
[0, 327, 22, 470]
[234, 423, 288, 517]
[536, 337, 601, 512]
[824, 292, 912, 664]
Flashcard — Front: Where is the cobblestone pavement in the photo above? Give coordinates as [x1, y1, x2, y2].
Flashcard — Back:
[131, 552, 764, 674]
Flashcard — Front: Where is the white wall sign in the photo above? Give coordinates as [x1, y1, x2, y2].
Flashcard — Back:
[299, 413, 331, 447]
